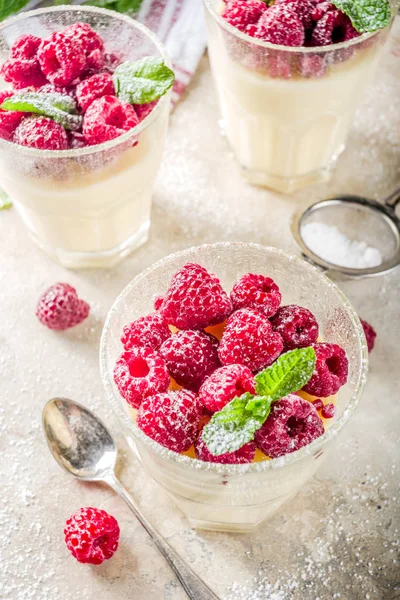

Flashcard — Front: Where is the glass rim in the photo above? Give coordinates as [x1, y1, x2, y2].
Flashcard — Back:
[203, 0, 395, 55]
[0, 5, 171, 158]
[100, 242, 369, 476]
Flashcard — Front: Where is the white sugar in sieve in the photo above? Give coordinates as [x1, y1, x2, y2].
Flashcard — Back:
[291, 189, 400, 278]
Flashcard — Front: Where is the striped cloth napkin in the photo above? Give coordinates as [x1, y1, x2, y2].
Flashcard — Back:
[22, 0, 207, 105]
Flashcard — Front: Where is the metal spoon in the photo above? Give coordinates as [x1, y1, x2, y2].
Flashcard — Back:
[42, 397, 219, 600]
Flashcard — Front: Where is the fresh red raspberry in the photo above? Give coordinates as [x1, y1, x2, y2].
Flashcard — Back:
[64, 507, 119, 565]
[159, 263, 232, 330]
[137, 390, 202, 452]
[134, 100, 158, 122]
[312, 398, 324, 411]
[13, 117, 69, 150]
[76, 72, 115, 111]
[114, 346, 170, 409]
[63, 22, 105, 71]
[303, 342, 348, 397]
[199, 364, 256, 412]
[255, 6, 305, 46]
[10, 34, 41, 59]
[219, 309, 283, 372]
[38, 32, 86, 86]
[222, 0, 267, 33]
[274, 0, 316, 29]
[0, 91, 24, 141]
[1, 34, 47, 89]
[312, 1, 332, 21]
[360, 318, 376, 353]
[321, 402, 335, 419]
[195, 432, 256, 464]
[255, 394, 324, 458]
[160, 330, 220, 391]
[83, 95, 139, 145]
[121, 313, 171, 352]
[36, 282, 90, 330]
[230, 273, 281, 318]
[270, 305, 319, 351]
[311, 9, 358, 46]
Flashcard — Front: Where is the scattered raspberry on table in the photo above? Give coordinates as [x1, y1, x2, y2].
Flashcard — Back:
[64, 507, 120, 565]
[36, 282, 90, 330]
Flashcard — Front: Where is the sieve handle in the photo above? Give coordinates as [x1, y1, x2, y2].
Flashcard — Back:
[384, 188, 400, 210]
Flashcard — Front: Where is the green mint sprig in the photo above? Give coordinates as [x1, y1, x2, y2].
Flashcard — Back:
[0, 0, 30, 22]
[0, 92, 82, 131]
[202, 347, 316, 457]
[331, 0, 391, 33]
[114, 57, 175, 105]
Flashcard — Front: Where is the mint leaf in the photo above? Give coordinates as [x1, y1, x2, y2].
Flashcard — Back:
[114, 57, 175, 105]
[331, 0, 391, 33]
[0, 189, 12, 210]
[202, 394, 272, 456]
[0, 92, 82, 131]
[84, 0, 144, 13]
[255, 347, 316, 401]
[0, 0, 31, 21]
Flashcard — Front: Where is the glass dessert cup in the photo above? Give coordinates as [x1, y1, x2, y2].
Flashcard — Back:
[100, 242, 368, 532]
[0, 6, 171, 269]
[203, 0, 394, 194]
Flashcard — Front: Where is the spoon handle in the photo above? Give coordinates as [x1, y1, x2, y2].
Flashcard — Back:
[105, 473, 219, 600]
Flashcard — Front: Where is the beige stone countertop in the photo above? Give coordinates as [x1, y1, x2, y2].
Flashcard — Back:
[1, 20, 400, 600]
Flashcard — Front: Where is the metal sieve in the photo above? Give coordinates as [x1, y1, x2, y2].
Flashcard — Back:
[291, 189, 400, 278]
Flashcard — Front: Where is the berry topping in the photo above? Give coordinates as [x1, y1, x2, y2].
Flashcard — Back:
[76, 72, 115, 112]
[114, 346, 170, 409]
[13, 117, 69, 150]
[0, 91, 24, 141]
[121, 313, 171, 352]
[230, 273, 281, 317]
[218, 308, 283, 372]
[270, 305, 319, 351]
[321, 402, 335, 419]
[134, 100, 158, 121]
[64, 507, 119, 565]
[274, 0, 316, 30]
[195, 432, 256, 464]
[160, 330, 220, 391]
[38, 32, 86, 86]
[303, 342, 348, 397]
[63, 22, 105, 71]
[222, 0, 267, 33]
[311, 9, 359, 46]
[83, 95, 139, 145]
[255, 5, 305, 46]
[159, 263, 232, 330]
[137, 390, 202, 452]
[36, 282, 90, 330]
[254, 394, 324, 458]
[199, 364, 256, 412]
[360, 318, 376, 353]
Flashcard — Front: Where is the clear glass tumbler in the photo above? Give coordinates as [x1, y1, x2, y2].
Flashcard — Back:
[0, 6, 171, 268]
[100, 242, 368, 532]
[203, 0, 394, 194]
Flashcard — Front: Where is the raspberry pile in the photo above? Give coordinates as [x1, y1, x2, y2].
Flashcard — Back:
[0, 22, 157, 149]
[113, 262, 349, 463]
[221, 0, 360, 48]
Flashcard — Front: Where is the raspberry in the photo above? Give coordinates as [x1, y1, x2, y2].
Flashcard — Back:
[159, 263, 232, 330]
[199, 364, 256, 412]
[222, 0, 267, 33]
[64, 507, 119, 565]
[14, 117, 69, 150]
[312, 398, 324, 411]
[83, 95, 139, 145]
[360, 318, 376, 353]
[114, 346, 170, 409]
[274, 0, 316, 29]
[231, 273, 281, 317]
[121, 313, 171, 352]
[303, 342, 348, 397]
[76, 73, 115, 111]
[219, 309, 283, 372]
[160, 330, 220, 391]
[38, 32, 86, 86]
[1, 34, 47, 89]
[312, 1, 332, 21]
[321, 402, 335, 419]
[195, 432, 256, 464]
[255, 6, 305, 46]
[137, 390, 202, 452]
[63, 22, 105, 71]
[0, 91, 24, 141]
[134, 100, 158, 122]
[270, 305, 319, 351]
[254, 394, 324, 458]
[11, 34, 41, 59]
[311, 9, 358, 46]
[36, 282, 90, 330]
